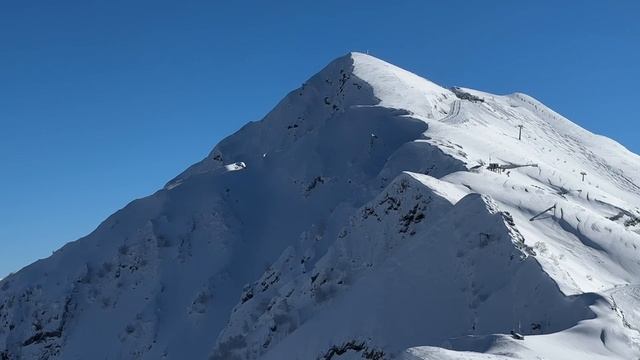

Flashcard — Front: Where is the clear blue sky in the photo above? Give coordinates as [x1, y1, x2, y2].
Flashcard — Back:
[1, 0, 638, 277]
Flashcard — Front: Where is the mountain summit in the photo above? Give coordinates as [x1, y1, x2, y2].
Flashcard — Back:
[2, 53, 640, 360]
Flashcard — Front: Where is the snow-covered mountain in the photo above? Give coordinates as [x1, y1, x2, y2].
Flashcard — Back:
[2, 53, 640, 360]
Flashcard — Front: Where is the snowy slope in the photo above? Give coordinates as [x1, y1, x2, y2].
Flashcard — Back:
[2, 53, 640, 360]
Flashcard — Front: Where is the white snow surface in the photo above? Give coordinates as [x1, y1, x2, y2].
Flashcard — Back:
[1, 52, 640, 360]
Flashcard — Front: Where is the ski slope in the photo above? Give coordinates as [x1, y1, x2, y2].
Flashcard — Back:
[1, 53, 640, 360]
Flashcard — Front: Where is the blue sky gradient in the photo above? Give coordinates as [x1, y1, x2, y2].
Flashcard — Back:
[1, 0, 639, 277]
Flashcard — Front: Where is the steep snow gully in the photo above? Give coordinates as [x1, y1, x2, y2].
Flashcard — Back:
[2, 53, 640, 360]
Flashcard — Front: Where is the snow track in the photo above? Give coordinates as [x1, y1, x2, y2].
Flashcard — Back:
[440, 99, 461, 123]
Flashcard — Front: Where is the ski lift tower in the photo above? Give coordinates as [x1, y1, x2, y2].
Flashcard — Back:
[580, 171, 587, 182]
[517, 125, 524, 141]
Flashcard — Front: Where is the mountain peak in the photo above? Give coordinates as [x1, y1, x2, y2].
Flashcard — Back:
[339, 52, 454, 118]
[167, 52, 453, 188]
[2, 53, 640, 360]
